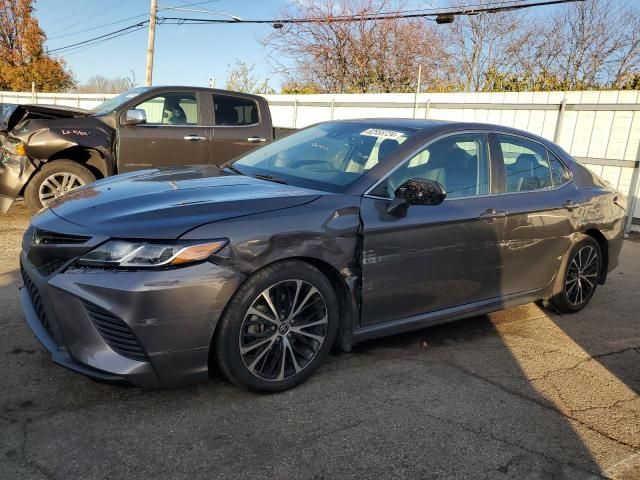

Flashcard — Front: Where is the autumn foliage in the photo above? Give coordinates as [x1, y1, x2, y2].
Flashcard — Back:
[0, 0, 74, 92]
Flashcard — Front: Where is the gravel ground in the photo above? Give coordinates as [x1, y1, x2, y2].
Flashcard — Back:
[1, 203, 639, 479]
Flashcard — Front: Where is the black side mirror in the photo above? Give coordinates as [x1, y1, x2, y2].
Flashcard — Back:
[386, 177, 446, 215]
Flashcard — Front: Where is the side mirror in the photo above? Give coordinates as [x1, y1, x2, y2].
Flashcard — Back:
[122, 109, 146, 126]
[387, 177, 446, 215]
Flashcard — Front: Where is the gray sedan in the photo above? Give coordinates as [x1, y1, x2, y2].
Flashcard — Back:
[19, 119, 625, 391]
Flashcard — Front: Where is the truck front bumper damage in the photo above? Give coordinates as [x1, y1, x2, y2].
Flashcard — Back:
[0, 139, 34, 213]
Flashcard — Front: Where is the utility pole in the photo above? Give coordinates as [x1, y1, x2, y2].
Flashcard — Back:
[145, 0, 158, 86]
[413, 64, 422, 119]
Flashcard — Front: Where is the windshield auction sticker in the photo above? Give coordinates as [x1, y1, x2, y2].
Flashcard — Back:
[360, 128, 405, 139]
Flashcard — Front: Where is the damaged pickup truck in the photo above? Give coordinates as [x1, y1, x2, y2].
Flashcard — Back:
[1, 86, 286, 213]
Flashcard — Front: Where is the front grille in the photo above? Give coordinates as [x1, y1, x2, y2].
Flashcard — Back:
[38, 259, 69, 276]
[82, 302, 147, 362]
[21, 267, 52, 335]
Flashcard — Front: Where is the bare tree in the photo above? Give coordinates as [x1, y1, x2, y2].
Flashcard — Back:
[75, 73, 136, 93]
[263, 0, 451, 93]
[225, 60, 259, 92]
[225, 60, 275, 94]
[524, 0, 640, 89]
[484, 0, 640, 91]
[441, 0, 524, 92]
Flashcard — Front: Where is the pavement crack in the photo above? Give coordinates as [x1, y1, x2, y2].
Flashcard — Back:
[17, 419, 59, 480]
[407, 397, 606, 478]
[432, 357, 640, 451]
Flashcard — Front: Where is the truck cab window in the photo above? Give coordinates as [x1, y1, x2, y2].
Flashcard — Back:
[135, 93, 199, 125]
[213, 94, 258, 126]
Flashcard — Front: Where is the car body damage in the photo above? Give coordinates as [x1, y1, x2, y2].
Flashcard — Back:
[11, 116, 115, 171]
[1, 103, 113, 212]
[1, 86, 287, 213]
[17, 119, 626, 389]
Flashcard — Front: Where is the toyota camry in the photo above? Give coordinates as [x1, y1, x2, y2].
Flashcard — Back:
[19, 119, 625, 391]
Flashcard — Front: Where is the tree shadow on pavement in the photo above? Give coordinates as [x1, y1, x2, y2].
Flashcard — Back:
[350, 304, 636, 478]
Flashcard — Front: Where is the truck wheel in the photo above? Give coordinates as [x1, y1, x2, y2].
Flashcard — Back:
[24, 160, 96, 212]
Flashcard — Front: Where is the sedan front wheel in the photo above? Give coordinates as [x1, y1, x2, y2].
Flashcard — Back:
[214, 260, 339, 392]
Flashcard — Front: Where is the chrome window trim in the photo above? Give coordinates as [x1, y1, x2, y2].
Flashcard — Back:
[135, 123, 261, 128]
[136, 123, 207, 128]
[364, 129, 493, 199]
[494, 132, 573, 191]
[364, 129, 575, 200]
[212, 123, 260, 128]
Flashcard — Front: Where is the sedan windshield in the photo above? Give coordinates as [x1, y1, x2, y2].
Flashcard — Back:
[90, 87, 152, 115]
[232, 122, 415, 193]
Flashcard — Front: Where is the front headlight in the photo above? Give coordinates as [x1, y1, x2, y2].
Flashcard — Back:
[77, 239, 228, 268]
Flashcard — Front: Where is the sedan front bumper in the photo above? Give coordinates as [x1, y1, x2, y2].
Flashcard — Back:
[20, 253, 245, 388]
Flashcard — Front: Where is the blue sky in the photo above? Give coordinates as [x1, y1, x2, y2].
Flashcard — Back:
[33, 0, 639, 91]
[35, 0, 296, 89]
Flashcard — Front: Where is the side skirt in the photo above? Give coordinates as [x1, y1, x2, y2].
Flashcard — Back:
[352, 288, 546, 344]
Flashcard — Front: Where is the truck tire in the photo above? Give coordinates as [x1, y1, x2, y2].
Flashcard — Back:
[24, 160, 96, 213]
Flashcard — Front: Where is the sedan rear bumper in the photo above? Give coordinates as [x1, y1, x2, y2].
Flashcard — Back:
[20, 253, 245, 388]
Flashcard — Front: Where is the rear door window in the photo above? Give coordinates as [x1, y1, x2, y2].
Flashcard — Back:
[497, 135, 553, 192]
[213, 94, 259, 126]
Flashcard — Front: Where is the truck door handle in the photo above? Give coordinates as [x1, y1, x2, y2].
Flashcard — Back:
[479, 208, 507, 222]
[247, 137, 267, 143]
[562, 200, 580, 210]
[184, 135, 206, 141]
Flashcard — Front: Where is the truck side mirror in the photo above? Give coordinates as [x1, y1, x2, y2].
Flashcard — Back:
[122, 109, 147, 126]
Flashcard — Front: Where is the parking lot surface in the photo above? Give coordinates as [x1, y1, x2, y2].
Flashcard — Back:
[1, 204, 639, 479]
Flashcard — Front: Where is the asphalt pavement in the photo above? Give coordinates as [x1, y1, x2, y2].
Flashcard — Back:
[1, 203, 639, 479]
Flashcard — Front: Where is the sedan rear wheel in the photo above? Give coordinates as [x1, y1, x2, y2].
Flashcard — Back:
[215, 260, 339, 392]
[565, 244, 599, 307]
[547, 235, 602, 314]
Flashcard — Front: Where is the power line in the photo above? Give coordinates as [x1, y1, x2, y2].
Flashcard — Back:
[59, 26, 149, 56]
[46, 0, 583, 55]
[47, 0, 130, 36]
[159, 0, 583, 24]
[47, 12, 151, 41]
[48, 22, 149, 54]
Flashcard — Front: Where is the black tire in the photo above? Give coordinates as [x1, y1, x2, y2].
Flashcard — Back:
[24, 160, 96, 213]
[546, 234, 602, 314]
[214, 260, 339, 392]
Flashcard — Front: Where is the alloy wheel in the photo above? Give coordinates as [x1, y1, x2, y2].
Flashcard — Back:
[565, 245, 599, 307]
[239, 279, 328, 382]
[38, 172, 85, 205]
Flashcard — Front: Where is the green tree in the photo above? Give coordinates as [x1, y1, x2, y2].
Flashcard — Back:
[0, 0, 74, 91]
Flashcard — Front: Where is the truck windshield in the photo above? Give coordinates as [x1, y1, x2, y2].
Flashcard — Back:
[232, 122, 415, 193]
[1, 103, 17, 127]
[90, 87, 152, 115]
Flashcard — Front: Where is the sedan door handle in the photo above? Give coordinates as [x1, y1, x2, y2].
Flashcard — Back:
[562, 200, 580, 210]
[247, 136, 267, 143]
[184, 135, 206, 141]
[479, 208, 507, 222]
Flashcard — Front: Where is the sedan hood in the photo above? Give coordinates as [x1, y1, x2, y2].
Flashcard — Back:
[46, 166, 324, 239]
